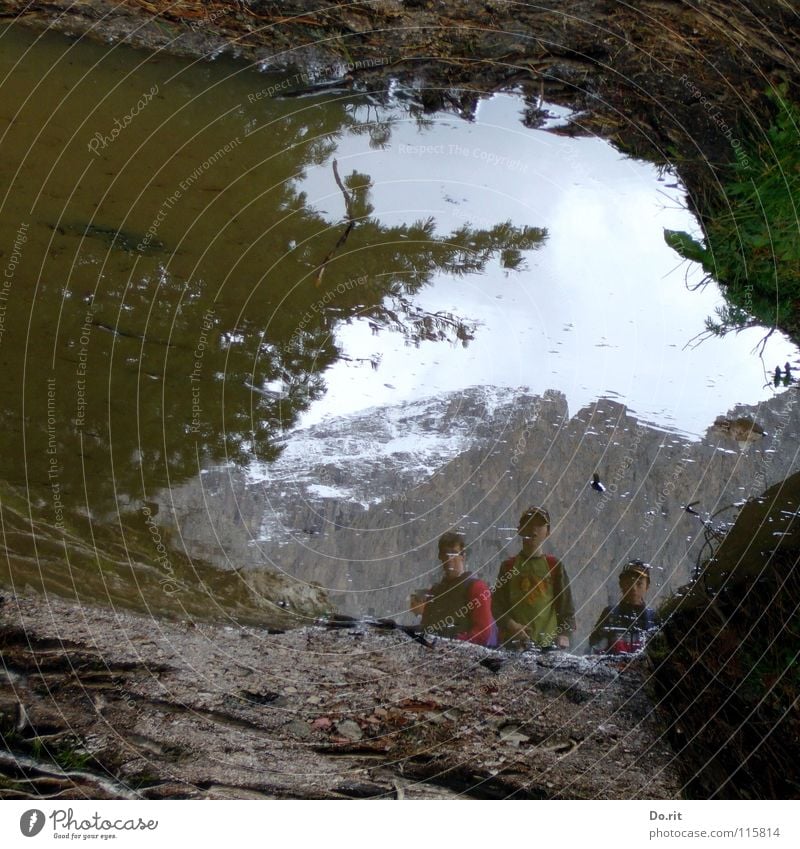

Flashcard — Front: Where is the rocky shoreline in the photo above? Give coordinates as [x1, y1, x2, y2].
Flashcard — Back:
[1, 592, 680, 799]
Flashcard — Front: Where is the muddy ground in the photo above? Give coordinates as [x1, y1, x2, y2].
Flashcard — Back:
[1, 592, 680, 799]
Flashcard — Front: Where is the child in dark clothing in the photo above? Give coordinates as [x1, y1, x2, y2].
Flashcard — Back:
[590, 559, 660, 654]
[411, 531, 498, 647]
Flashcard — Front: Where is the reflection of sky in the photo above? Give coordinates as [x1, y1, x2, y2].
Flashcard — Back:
[297, 94, 795, 439]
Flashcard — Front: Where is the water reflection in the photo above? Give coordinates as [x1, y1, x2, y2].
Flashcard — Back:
[297, 94, 796, 435]
[0, 24, 544, 604]
[1, 22, 797, 626]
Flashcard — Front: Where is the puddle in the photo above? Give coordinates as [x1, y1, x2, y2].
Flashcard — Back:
[0, 23, 795, 623]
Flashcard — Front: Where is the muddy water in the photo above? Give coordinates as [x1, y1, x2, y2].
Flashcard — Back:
[0, 24, 543, 618]
[0, 23, 795, 622]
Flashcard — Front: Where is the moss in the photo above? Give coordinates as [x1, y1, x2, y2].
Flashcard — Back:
[665, 86, 800, 335]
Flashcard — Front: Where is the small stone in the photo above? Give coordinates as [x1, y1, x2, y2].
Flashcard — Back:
[286, 719, 312, 740]
[336, 719, 363, 741]
[312, 717, 333, 730]
[284, 687, 298, 695]
[501, 729, 530, 746]
[499, 722, 531, 746]
[306, 695, 322, 704]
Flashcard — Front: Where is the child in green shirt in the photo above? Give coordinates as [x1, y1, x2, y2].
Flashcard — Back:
[493, 506, 575, 648]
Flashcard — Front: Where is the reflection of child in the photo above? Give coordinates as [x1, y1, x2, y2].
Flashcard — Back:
[590, 560, 660, 654]
[492, 507, 575, 649]
[410, 531, 498, 647]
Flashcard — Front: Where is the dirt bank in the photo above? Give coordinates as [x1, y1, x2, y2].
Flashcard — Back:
[1, 592, 680, 799]
[649, 472, 800, 799]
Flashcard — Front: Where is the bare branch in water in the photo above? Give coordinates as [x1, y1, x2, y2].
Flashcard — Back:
[753, 325, 776, 358]
[314, 159, 357, 287]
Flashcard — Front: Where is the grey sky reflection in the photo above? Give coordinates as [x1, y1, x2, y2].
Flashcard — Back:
[297, 94, 794, 438]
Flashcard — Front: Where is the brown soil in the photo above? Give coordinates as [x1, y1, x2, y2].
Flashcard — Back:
[3, 3, 797, 166]
[1, 592, 680, 799]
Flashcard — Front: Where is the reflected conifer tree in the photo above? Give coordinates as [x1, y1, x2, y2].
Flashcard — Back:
[1, 87, 546, 530]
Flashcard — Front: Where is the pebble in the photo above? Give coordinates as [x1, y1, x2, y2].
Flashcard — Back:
[286, 719, 312, 740]
[336, 719, 363, 741]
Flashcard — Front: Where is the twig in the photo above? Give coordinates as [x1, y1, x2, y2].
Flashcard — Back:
[314, 160, 357, 287]
[683, 327, 716, 350]
[752, 326, 776, 358]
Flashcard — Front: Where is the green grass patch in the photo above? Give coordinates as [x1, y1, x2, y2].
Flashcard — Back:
[665, 86, 800, 335]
